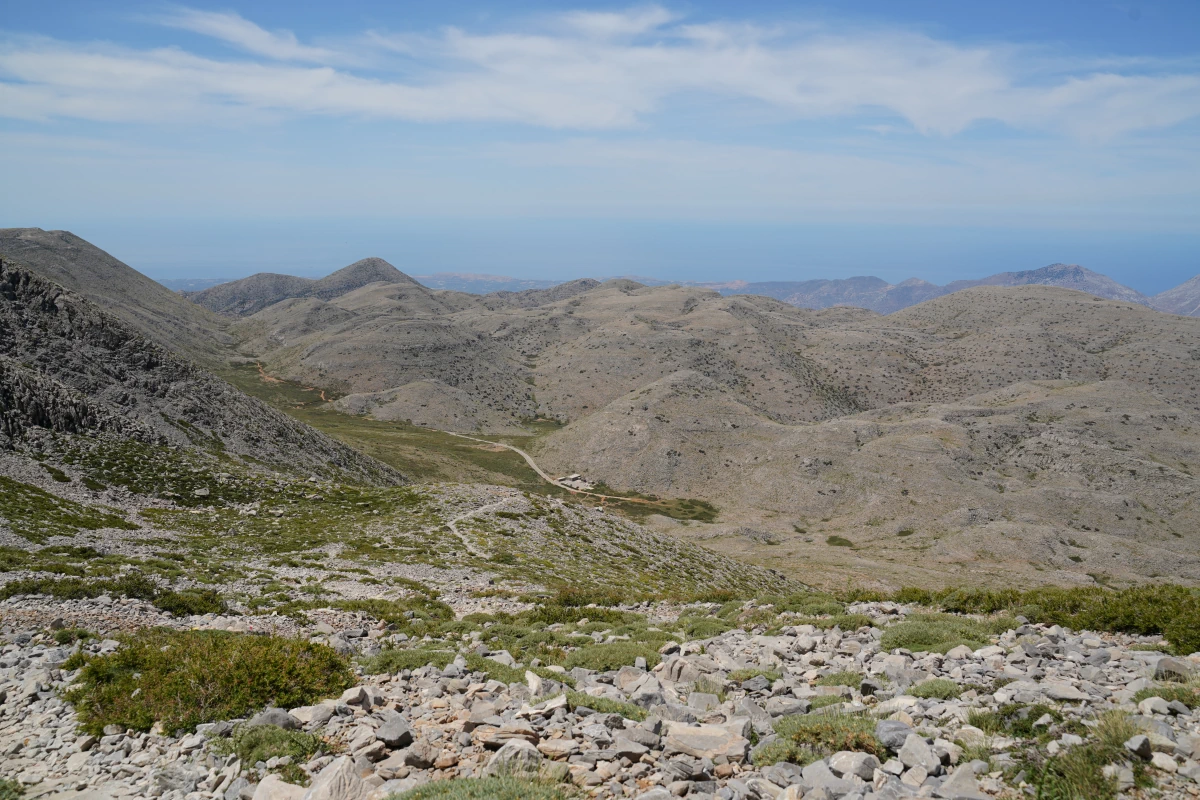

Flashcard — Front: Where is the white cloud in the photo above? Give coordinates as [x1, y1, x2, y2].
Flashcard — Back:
[155, 8, 337, 62]
[0, 6, 1197, 139]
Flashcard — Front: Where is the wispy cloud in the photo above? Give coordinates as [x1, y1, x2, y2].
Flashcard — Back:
[155, 8, 337, 62]
[0, 5, 1197, 139]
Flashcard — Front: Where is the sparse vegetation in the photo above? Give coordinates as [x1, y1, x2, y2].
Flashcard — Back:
[392, 778, 575, 800]
[880, 613, 1015, 654]
[772, 712, 883, 766]
[909, 678, 962, 700]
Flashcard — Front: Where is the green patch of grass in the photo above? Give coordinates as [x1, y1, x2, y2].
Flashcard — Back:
[1026, 712, 1145, 800]
[826, 536, 853, 548]
[1133, 684, 1199, 709]
[212, 724, 324, 784]
[909, 678, 962, 700]
[773, 712, 883, 764]
[880, 613, 1015, 654]
[751, 738, 808, 768]
[561, 642, 661, 672]
[564, 691, 646, 722]
[967, 704, 1062, 738]
[0, 475, 137, 544]
[815, 670, 861, 687]
[808, 695, 845, 711]
[729, 669, 782, 684]
[392, 777, 576, 800]
[64, 629, 353, 735]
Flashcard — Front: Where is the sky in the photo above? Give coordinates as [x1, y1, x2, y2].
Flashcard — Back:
[1, 1, 1198, 293]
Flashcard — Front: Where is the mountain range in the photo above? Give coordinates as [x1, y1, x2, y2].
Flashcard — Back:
[5, 227, 1200, 590]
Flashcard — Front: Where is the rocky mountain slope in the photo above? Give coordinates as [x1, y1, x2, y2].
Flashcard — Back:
[189, 258, 417, 316]
[0, 255, 402, 485]
[1153, 275, 1200, 317]
[0, 228, 234, 364]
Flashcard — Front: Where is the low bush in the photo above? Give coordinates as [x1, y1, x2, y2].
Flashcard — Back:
[880, 613, 1015, 654]
[675, 616, 734, 639]
[565, 691, 647, 721]
[909, 678, 962, 700]
[0, 778, 21, 800]
[562, 642, 661, 672]
[360, 649, 454, 674]
[53, 628, 94, 645]
[65, 629, 353, 735]
[461, 654, 576, 689]
[774, 712, 883, 764]
[212, 725, 324, 783]
[392, 778, 574, 800]
[894, 583, 1200, 655]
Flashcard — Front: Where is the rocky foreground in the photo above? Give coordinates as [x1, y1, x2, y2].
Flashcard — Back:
[2, 600, 1200, 800]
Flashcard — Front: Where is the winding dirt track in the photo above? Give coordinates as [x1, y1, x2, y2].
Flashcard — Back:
[437, 430, 657, 506]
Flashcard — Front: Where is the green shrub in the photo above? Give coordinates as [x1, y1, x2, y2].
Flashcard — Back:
[212, 724, 324, 782]
[562, 642, 660, 672]
[894, 583, 1200, 656]
[461, 654, 576, 688]
[564, 691, 647, 721]
[154, 588, 227, 616]
[0, 778, 21, 800]
[65, 629, 353, 735]
[880, 613, 1014, 654]
[826, 536, 853, 548]
[791, 614, 874, 631]
[53, 628, 94, 645]
[751, 738, 806, 767]
[774, 712, 883, 763]
[909, 678, 961, 700]
[360, 649, 455, 674]
[815, 671, 861, 687]
[676, 616, 733, 639]
[392, 778, 574, 800]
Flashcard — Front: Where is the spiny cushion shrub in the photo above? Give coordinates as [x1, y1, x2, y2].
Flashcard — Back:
[393, 777, 574, 800]
[895, 584, 1200, 655]
[909, 678, 961, 700]
[65, 629, 353, 735]
[562, 642, 661, 671]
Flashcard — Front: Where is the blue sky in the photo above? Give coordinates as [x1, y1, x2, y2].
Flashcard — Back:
[1, 1, 1198, 292]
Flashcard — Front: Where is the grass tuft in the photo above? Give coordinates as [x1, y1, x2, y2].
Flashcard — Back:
[909, 678, 962, 700]
[392, 778, 575, 800]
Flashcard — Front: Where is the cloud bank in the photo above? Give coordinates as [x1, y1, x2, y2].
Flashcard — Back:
[1, 6, 1198, 138]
